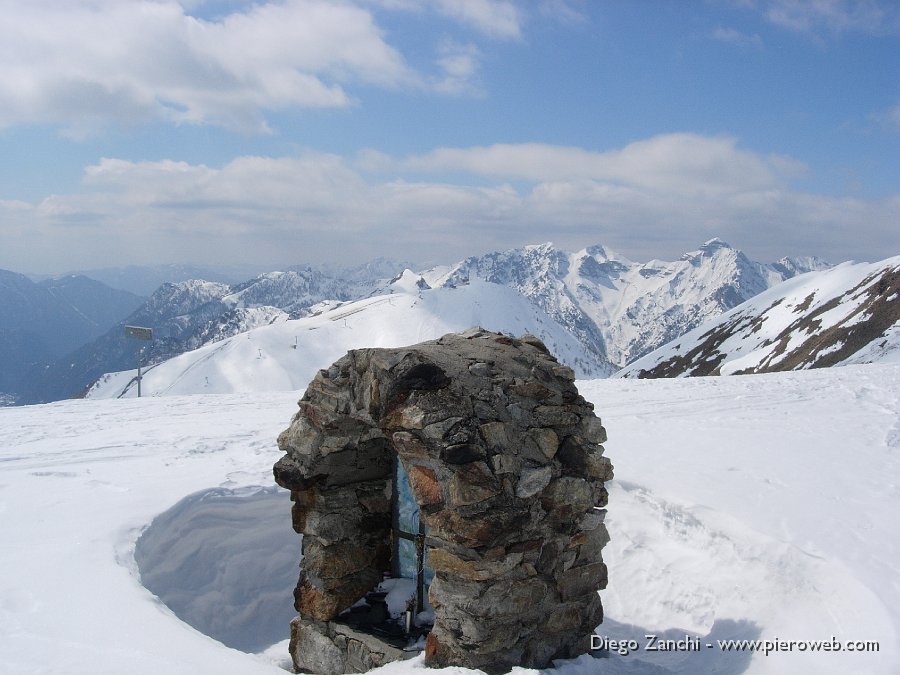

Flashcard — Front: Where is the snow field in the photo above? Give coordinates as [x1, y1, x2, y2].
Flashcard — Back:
[1, 364, 898, 673]
[0, 394, 296, 675]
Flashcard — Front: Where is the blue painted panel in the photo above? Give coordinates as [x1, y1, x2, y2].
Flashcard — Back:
[395, 460, 434, 586]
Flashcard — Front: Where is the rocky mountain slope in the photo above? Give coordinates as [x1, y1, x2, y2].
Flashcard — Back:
[86, 278, 613, 399]
[428, 238, 830, 368]
[16, 265, 408, 404]
[0, 270, 144, 402]
[13, 241, 834, 404]
[618, 255, 900, 377]
[15, 279, 230, 404]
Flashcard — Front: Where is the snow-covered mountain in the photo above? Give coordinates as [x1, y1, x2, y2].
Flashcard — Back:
[16, 266, 398, 404]
[224, 270, 350, 316]
[618, 255, 900, 378]
[15, 279, 234, 404]
[191, 307, 290, 348]
[428, 239, 830, 368]
[86, 278, 612, 399]
[16, 241, 833, 404]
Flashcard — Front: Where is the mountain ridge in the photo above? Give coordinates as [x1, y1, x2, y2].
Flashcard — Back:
[85, 279, 614, 400]
[428, 238, 830, 368]
[9, 240, 839, 404]
[0, 270, 144, 401]
[618, 255, 900, 377]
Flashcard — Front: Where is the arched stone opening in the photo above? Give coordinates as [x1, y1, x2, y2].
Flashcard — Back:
[274, 329, 612, 674]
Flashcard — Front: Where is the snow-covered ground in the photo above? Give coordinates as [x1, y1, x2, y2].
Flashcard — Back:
[85, 280, 610, 401]
[1, 364, 898, 674]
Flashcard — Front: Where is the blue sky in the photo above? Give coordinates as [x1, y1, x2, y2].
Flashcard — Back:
[0, 0, 898, 274]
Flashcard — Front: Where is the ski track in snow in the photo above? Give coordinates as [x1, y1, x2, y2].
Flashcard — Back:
[1, 365, 898, 674]
[159, 339, 236, 396]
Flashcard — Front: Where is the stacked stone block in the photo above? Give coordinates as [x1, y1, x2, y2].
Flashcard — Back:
[274, 328, 612, 674]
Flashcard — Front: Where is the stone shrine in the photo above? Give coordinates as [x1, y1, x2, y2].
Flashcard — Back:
[273, 328, 612, 674]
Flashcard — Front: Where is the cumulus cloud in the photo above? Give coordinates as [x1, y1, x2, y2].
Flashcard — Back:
[0, 0, 421, 134]
[2, 135, 896, 272]
[402, 134, 807, 197]
[0, 0, 565, 135]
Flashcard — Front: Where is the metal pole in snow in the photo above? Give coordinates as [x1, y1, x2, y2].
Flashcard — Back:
[124, 325, 153, 399]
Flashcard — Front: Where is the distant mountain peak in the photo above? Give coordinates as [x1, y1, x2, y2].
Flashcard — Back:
[682, 237, 733, 259]
[11, 240, 842, 405]
[388, 269, 431, 293]
[581, 243, 630, 263]
[678, 238, 743, 268]
[524, 241, 556, 253]
[429, 239, 834, 369]
[619, 255, 900, 378]
[770, 255, 832, 280]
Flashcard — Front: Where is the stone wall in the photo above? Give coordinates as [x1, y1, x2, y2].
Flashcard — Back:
[274, 328, 612, 674]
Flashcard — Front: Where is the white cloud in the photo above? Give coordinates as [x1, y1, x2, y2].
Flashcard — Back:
[362, 0, 523, 38]
[865, 99, 900, 132]
[402, 134, 807, 197]
[367, 0, 585, 37]
[538, 0, 587, 25]
[0, 199, 32, 211]
[433, 41, 482, 95]
[2, 136, 896, 272]
[431, 0, 522, 39]
[0, 0, 418, 134]
[0, 0, 544, 135]
[763, 0, 900, 36]
[711, 26, 764, 47]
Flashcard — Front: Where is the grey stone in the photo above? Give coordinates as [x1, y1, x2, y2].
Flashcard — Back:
[582, 416, 608, 444]
[490, 452, 521, 475]
[533, 405, 580, 427]
[530, 427, 560, 459]
[422, 416, 465, 439]
[273, 329, 612, 674]
[516, 466, 553, 498]
[479, 421, 511, 449]
[291, 618, 345, 675]
[558, 561, 608, 601]
[469, 362, 494, 377]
